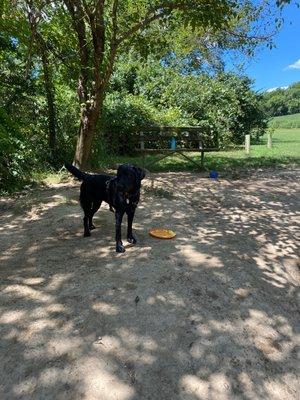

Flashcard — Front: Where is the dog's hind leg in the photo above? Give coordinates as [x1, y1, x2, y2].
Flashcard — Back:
[89, 201, 102, 230]
[80, 183, 93, 237]
[81, 202, 92, 237]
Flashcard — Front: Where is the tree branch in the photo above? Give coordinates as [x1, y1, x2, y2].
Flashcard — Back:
[100, 2, 186, 95]
[81, 0, 105, 86]
[101, 45, 117, 92]
[116, 2, 183, 45]
[93, 0, 105, 77]
[64, 0, 90, 102]
[95, 0, 118, 94]
[223, 28, 275, 43]
[110, 0, 118, 44]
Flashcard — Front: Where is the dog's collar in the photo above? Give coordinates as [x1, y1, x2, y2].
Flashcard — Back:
[106, 177, 115, 188]
[106, 177, 139, 207]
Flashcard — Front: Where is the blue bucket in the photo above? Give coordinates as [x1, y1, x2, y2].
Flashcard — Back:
[170, 137, 177, 150]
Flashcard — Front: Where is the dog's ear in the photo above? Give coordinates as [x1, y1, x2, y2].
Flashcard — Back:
[134, 166, 146, 181]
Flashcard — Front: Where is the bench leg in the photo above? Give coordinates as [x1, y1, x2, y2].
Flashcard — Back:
[142, 152, 145, 168]
[146, 153, 171, 169]
[177, 151, 202, 170]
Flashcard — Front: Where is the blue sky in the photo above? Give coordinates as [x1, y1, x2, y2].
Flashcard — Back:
[226, 2, 300, 92]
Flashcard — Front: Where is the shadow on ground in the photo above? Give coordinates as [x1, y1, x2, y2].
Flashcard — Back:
[0, 169, 299, 400]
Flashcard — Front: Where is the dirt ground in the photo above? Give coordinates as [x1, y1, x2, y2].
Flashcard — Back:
[0, 169, 299, 400]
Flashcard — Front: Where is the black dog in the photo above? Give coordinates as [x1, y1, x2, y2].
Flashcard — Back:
[65, 163, 145, 253]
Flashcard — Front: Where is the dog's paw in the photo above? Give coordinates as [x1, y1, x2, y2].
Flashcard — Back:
[84, 231, 91, 237]
[116, 243, 125, 253]
[127, 235, 137, 244]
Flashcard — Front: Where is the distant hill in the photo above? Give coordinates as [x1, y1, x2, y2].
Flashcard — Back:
[269, 113, 300, 129]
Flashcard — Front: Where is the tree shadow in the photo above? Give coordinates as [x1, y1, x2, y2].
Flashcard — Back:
[0, 171, 299, 399]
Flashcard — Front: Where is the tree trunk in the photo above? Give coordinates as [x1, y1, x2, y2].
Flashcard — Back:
[40, 45, 56, 152]
[73, 96, 103, 169]
[73, 112, 96, 169]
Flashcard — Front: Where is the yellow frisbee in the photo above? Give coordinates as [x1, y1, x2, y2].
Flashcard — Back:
[149, 228, 176, 239]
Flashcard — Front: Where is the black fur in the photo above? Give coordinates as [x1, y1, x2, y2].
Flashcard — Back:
[65, 163, 145, 253]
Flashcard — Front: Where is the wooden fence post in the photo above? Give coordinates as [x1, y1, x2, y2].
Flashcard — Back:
[199, 136, 204, 167]
[140, 132, 145, 150]
[267, 131, 273, 149]
[245, 134, 250, 154]
[140, 132, 145, 167]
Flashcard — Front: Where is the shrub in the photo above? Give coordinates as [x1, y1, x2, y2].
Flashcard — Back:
[92, 92, 193, 161]
[0, 108, 35, 191]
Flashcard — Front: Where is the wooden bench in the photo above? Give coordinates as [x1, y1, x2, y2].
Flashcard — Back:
[134, 126, 218, 169]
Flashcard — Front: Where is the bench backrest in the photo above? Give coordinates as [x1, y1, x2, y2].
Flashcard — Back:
[134, 126, 205, 150]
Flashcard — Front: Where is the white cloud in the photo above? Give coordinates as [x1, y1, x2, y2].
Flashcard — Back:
[266, 86, 288, 92]
[286, 59, 300, 70]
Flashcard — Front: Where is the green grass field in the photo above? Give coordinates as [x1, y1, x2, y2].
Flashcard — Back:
[93, 128, 300, 173]
[269, 113, 300, 129]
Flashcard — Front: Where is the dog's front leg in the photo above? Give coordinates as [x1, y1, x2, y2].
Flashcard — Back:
[115, 211, 125, 253]
[126, 209, 137, 244]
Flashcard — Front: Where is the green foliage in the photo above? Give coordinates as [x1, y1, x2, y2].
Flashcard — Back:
[99, 57, 267, 154]
[93, 91, 192, 162]
[160, 73, 267, 146]
[262, 82, 300, 117]
[99, 93, 159, 156]
[0, 108, 35, 191]
[54, 83, 80, 161]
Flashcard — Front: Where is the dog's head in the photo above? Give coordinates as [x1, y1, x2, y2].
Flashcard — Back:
[116, 164, 145, 194]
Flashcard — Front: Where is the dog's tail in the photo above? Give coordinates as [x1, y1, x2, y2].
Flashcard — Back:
[64, 163, 90, 181]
